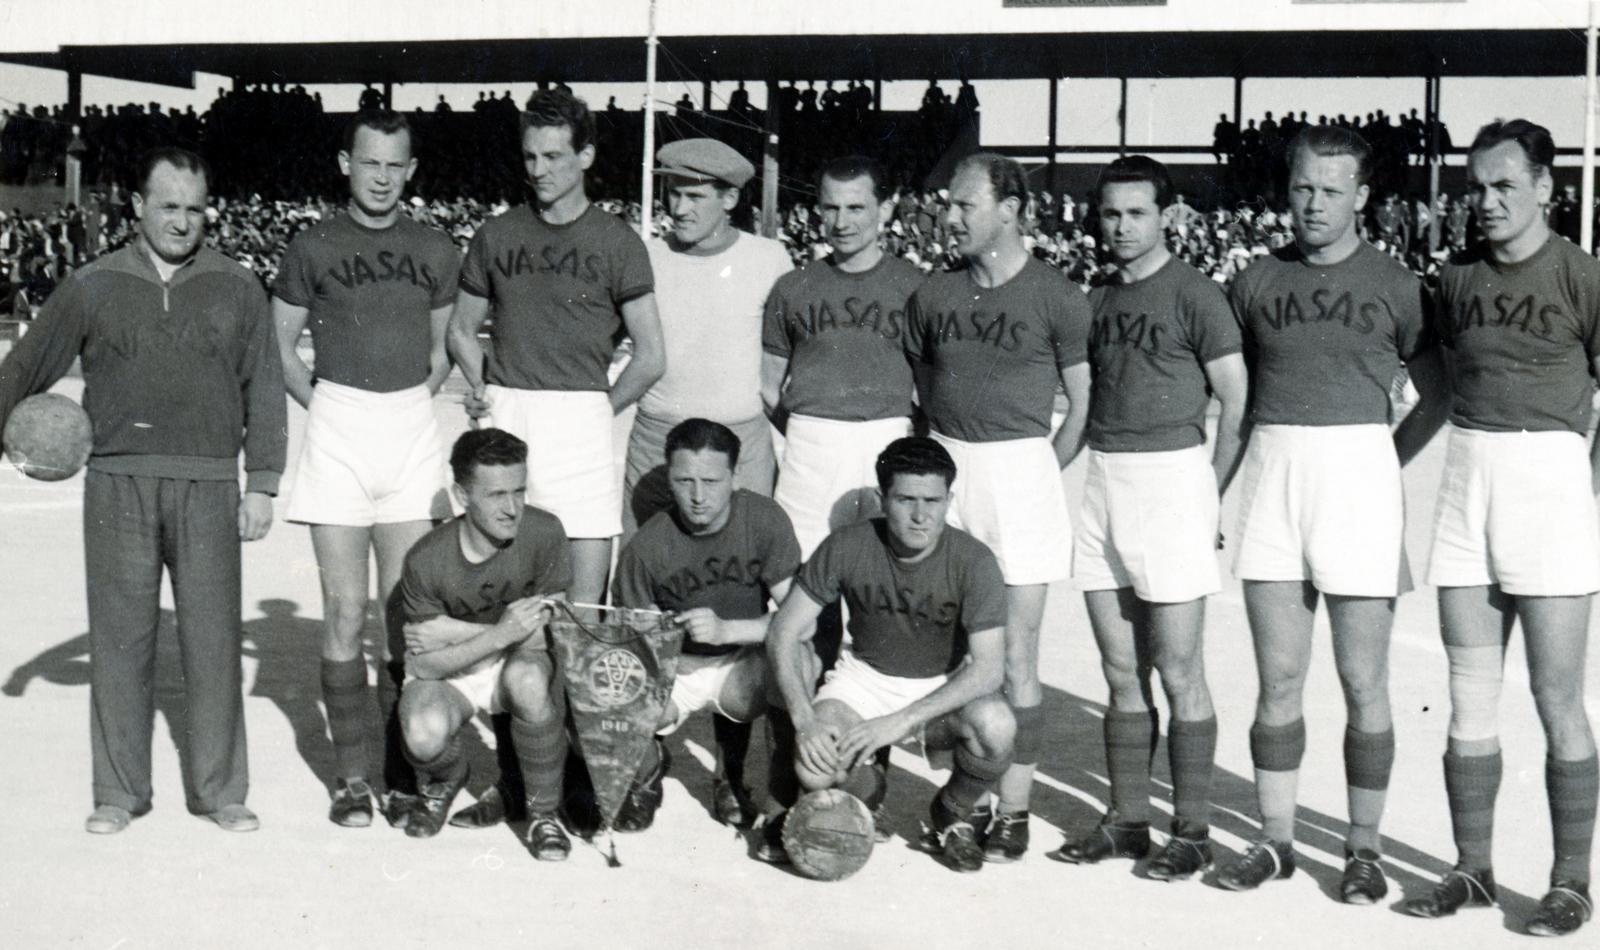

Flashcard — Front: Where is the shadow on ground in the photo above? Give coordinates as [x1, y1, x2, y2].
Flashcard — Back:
[4, 624, 1540, 919]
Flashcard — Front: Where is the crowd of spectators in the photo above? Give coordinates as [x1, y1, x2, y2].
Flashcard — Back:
[8, 169, 1568, 324]
[1, 79, 981, 210]
[6, 83, 1593, 317]
[1212, 110, 1451, 202]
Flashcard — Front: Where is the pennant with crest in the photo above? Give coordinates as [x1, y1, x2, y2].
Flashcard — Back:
[547, 601, 683, 836]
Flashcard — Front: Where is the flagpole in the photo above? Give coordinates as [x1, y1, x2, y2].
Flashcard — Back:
[639, 0, 658, 240]
[1583, 0, 1596, 253]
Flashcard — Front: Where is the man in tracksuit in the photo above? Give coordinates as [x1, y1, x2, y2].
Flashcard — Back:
[0, 146, 286, 834]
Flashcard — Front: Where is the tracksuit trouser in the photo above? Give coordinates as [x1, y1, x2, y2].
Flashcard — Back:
[85, 471, 248, 814]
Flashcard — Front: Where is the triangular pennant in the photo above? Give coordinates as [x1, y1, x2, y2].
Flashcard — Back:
[548, 602, 682, 831]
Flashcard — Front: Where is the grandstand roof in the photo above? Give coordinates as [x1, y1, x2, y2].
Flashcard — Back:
[0, 29, 1589, 88]
[1, 0, 1590, 87]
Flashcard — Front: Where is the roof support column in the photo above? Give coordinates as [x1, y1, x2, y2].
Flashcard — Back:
[873, 78, 882, 111]
[1232, 75, 1242, 128]
[1047, 76, 1059, 195]
[66, 68, 82, 120]
[1118, 77, 1128, 157]
[702, 80, 712, 112]
[1426, 73, 1442, 252]
[382, 81, 393, 110]
[761, 80, 781, 239]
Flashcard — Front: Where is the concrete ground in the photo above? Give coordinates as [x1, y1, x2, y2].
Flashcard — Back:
[1, 374, 1595, 950]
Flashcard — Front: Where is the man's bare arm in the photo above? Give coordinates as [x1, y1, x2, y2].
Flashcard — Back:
[610, 293, 666, 414]
[766, 584, 829, 730]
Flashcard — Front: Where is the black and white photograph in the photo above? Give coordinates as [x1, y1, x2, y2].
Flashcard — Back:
[3, 1, 1599, 946]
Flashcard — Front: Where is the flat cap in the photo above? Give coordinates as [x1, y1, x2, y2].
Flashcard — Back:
[656, 138, 755, 188]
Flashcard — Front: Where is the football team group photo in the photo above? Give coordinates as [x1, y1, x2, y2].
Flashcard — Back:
[3, 3, 1600, 947]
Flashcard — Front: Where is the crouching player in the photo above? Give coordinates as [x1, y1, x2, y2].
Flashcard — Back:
[765, 437, 1014, 872]
[394, 429, 575, 860]
[609, 419, 803, 830]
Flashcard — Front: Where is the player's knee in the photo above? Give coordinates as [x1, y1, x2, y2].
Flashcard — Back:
[1154, 654, 1207, 704]
[1446, 645, 1502, 743]
[325, 594, 369, 641]
[1004, 620, 1043, 663]
[1256, 666, 1307, 711]
[501, 662, 556, 722]
[400, 703, 452, 760]
[1338, 664, 1390, 714]
[1100, 651, 1145, 696]
[963, 695, 1017, 760]
[1531, 677, 1587, 729]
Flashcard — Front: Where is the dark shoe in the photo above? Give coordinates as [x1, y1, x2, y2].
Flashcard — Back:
[1218, 839, 1295, 891]
[84, 805, 132, 835]
[983, 811, 1030, 864]
[1399, 867, 1498, 919]
[380, 790, 419, 830]
[1049, 818, 1152, 864]
[449, 785, 509, 829]
[1340, 848, 1388, 905]
[204, 804, 260, 833]
[328, 779, 374, 829]
[713, 777, 757, 829]
[1146, 834, 1213, 881]
[405, 779, 465, 839]
[753, 811, 789, 865]
[524, 815, 571, 862]
[919, 795, 983, 873]
[613, 740, 669, 833]
[1526, 881, 1592, 937]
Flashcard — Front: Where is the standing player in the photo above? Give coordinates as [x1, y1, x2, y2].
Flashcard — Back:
[448, 88, 664, 608]
[0, 147, 285, 834]
[904, 152, 1093, 862]
[625, 137, 793, 536]
[1220, 126, 1450, 900]
[761, 155, 920, 560]
[766, 438, 1014, 872]
[1401, 120, 1598, 938]
[394, 429, 573, 859]
[610, 419, 802, 830]
[624, 136, 793, 813]
[1052, 156, 1249, 879]
[759, 155, 919, 827]
[273, 110, 460, 828]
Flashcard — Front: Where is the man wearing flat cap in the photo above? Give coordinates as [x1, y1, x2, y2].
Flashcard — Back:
[624, 138, 792, 539]
[623, 136, 793, 823]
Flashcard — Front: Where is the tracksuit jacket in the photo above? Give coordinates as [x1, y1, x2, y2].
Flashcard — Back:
[0, 239, 286, 489]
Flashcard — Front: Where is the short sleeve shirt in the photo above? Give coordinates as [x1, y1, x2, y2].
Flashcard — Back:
[642, 232, 793, 422]
[905, 258, 1092, 442]
[762, 255, 922, 422]
[797, 520, 1007, 679]
[397, 506, 573, 628]
[459, 204, 654, 392]
[1086, 257, 1242, 452]
[611, 482, 800, 655]
[1229, 242, 1432, 426]
[273, 213, 461, 392]
[612, 491, 801, 657]
[1436, 236, 1600, 434]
